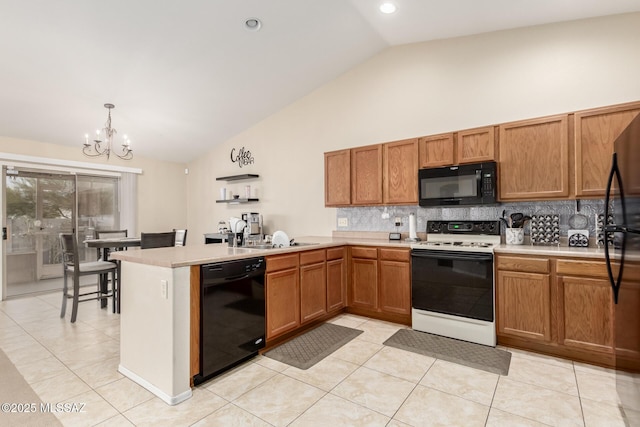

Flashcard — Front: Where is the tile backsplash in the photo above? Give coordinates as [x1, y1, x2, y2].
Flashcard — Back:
[336, 199, 609, 239]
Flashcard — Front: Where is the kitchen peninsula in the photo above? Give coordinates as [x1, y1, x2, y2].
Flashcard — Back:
[109, 235, 411, 405]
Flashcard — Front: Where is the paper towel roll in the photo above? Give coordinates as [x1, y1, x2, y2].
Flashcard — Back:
[409, 213, 417, 239]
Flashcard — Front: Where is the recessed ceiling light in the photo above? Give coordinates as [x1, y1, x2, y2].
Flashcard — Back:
[379, 2, 397, 14]
[244, 18, 262, 32]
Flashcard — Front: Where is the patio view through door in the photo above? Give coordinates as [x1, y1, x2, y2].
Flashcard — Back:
[4, 167, 120, 297]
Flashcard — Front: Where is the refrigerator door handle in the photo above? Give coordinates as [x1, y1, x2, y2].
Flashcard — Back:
[604, 152, 626, 304]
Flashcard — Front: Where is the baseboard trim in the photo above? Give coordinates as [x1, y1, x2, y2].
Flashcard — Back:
[118, 364, 192, 406]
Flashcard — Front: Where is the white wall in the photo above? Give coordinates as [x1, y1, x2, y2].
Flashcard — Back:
[186, 13, 640, 242]
[0, 136, 188, 233]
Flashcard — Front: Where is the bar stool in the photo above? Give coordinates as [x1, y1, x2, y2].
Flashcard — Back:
[173, 229, 187, 246]
[59, 233, 118, 323]
[140, 231, 176, 249]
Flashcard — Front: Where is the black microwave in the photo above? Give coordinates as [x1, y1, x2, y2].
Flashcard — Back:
[418, 161, 497, 207]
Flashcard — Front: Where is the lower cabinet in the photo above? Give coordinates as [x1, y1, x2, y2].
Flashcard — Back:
[265, 245, 411, 342]
[265, 254, 300, 341]
[348, 246, 411, 324]
[378, 249, 411, 316]
[556, 259, 615, 356]
[350, 247, 378, 310]
[266, 247, 346, 342]
[300, 250, 327, 324]
[496, 256, 551, 343]
[557, 275, 613, 354]
[326, 247, 347, 312]
[496, 254, 616, 366]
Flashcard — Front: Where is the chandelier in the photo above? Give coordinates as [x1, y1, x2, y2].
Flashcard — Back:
[83, 103, 133, 160]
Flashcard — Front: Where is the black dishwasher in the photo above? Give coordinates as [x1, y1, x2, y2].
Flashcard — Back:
[194, 257, 266, 385]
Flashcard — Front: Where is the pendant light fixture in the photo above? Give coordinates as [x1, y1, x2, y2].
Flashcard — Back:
[83, 103, 133, 160]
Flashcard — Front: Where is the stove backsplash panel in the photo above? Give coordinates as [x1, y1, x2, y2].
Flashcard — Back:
[336, 200, 608, 238]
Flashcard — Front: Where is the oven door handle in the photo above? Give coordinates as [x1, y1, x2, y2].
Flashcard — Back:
[411, 250, 493, 261]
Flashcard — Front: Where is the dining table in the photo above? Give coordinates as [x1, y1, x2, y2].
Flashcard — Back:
[83, 236, 141, 310]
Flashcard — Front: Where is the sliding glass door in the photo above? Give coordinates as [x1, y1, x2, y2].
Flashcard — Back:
[3, 167, 120, 297]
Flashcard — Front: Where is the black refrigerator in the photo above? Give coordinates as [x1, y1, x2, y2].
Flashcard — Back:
[604, 113, 640, 425]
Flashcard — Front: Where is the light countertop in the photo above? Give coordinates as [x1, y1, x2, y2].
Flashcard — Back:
[494, 243, 609, 259]
[110, 233, 620, 268]
[109, 235, 415, 268]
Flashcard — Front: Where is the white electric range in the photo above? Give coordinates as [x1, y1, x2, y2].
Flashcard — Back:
[410, 220, 501, 346]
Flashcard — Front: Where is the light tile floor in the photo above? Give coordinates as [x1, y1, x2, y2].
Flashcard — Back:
[0, 292, 631, 426]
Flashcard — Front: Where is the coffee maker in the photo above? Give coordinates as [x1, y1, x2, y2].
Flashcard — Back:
[241, 212, 263, 244]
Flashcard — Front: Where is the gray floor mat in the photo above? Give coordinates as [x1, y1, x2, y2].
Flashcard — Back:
[264, 323, 363, 370]
[384, 329, 511, 375]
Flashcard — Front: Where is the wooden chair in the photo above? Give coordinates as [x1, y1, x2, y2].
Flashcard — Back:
[59, 233, 118, 323]
[173, 229, 187, 246]
[140, 231, 176, 249]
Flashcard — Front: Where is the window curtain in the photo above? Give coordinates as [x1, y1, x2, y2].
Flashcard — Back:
[119, 172, 137, 236]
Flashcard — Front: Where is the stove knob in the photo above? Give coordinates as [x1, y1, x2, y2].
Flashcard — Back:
[488, 222, 496, 231]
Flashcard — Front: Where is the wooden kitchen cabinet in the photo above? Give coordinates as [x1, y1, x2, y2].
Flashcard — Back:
[378, 248, 411, 316]
[383, 138, 418, 205]
[496, 256, 552, 343]
[574, 102, 640, 197]
[299, 249, 327, 325]
[266, 254, 300, 340]
[326, 247, 346, 312]
[499, 115, 569, 200]
[418, 133, 454, 168]
[456, 126, 496, 164]
[557, 276, 613, 354]
[418, 126, 496, 169]
[496, 253, 626, 367]
[266, 247, 349, 343]
[351, 144, 383, 205]
[324, 149, 351, 206]
[348, 246, 411, 324]
[349, 247, 378, 310]
[555, 259, 615, 356]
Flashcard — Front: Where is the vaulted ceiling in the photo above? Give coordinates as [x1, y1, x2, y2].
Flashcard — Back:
[1, 0, 639, 162]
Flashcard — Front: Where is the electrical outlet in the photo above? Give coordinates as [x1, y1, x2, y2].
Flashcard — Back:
[338, 217, 348, 227]
[160, 280, 168, 299]
[394, 217, 402, 227]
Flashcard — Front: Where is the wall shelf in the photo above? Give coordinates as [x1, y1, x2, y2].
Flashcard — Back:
[216, 174, 259, 181]
[216, 198, 259, 204]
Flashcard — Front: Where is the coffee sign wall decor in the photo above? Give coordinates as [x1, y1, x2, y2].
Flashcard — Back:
[230, 146, 254, 168]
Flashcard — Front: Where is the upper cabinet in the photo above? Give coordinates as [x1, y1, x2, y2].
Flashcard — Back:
[351, 144, 383, 205]
[499, 115, 569, 201]
[383, 138, 418, 205]
[324, 149, 351, 207]
[325, 140, 418, 207]
[325, 100, 640, 206]
[418, 133, 454, 168]
[457, 126, 496, 164]
[574, 102, 640, 198]
[418, 126, 496, 168]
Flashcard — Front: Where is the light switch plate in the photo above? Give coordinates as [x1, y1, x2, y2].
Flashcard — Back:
[338, 217, 348, 227]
